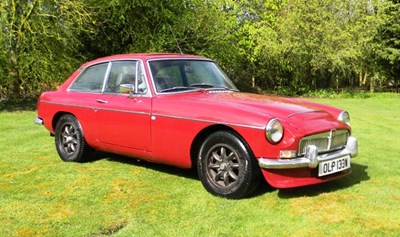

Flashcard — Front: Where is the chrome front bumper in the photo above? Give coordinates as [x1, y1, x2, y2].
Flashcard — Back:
[34, 117, 43, 125]
[259, 136, 358, 169]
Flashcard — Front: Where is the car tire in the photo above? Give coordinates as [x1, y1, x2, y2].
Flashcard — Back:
[54, 114, 92, 162]
[197, 131, 260, 199]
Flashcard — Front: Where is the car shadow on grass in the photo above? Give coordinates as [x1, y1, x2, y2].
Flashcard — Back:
[277, 163, 369, 198]
[88, 152, 199, 181]
[86, 153, 368, 199]
[249, 178, 277, 198]
[88, 152, 276, 198]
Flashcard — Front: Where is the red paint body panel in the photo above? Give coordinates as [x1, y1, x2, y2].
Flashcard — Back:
[36, 53, 354, 189]
[261, 168, 351, 188]
[92, 94, 152, 151]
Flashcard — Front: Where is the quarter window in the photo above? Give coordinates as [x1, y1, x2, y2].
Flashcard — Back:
[69, 63, 108, 92]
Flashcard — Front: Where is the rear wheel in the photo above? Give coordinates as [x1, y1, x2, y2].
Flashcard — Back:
[54, 114, 92, 162]
[197, 131, 260, 199]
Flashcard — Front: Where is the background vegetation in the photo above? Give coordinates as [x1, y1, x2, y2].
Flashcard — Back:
[1, 0, 399, 100]
[1, 94, 399, 236]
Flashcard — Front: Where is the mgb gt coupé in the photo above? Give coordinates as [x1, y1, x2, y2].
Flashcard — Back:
[35, 53, 358, 199]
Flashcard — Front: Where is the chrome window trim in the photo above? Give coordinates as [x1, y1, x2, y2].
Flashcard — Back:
[68, 59, 152, 98]
[136, 60, 151, 97]
[101, 62, 112, 92]
[67, 62, 110, 93]
[102, 60, 151, 97]
[135, 61, 139, 94]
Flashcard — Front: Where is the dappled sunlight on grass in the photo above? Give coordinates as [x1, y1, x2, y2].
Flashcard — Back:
[289, 193, 358, 223]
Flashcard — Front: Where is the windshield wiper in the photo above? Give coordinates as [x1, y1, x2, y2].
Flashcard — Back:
[159, 85, 238, 93]
[207, 86, 238, 92]
[189, 83, 238, 91]
[159, 86, 196, 93]
[189, 83, 215, 88]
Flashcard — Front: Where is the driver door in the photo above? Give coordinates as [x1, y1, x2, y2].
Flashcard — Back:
[94, 60, 152, 151]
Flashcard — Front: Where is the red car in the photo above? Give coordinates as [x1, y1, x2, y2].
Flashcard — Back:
[35, 53, 358, 199]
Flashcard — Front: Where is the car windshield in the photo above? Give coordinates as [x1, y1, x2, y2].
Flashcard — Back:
[148, 60, 238, 93]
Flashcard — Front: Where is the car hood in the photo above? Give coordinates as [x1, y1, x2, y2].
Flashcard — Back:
[201, 92, 322, 117]
[208, 92, 344, 133]
[154, 91, 345, 134]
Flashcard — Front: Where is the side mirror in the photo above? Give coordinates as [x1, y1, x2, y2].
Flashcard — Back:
[119, 84, 135, 94]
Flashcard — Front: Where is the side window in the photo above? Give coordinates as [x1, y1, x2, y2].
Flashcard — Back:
[69, 63, 108, 92]
[105, 61, 147, 94]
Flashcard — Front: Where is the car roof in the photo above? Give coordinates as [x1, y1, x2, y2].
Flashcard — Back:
[81, 53, 209, 67]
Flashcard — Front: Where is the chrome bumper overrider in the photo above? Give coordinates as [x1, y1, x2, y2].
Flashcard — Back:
[259, 136, 358, 169]
[34, 117, 43, 125]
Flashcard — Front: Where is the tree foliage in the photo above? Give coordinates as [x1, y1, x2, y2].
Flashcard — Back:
[81, 0, 236, 60]
[0, 0, 399, 100]
[375, 0, 400, 92]
[227, 0, 398, 94]
[0, 0, 92, 99]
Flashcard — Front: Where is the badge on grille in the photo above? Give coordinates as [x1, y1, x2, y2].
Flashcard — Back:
[327, 129, 337, 149]
[330, 129, 337, 138]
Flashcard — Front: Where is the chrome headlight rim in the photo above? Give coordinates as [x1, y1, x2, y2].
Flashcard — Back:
[338, 111, 351, 126]
[265, 118, 284, 144]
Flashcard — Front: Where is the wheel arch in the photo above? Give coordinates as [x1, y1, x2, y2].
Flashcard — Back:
[190, 124, 255, 169]
[53, 111, 93, 162]
[52, 111, 77, 133]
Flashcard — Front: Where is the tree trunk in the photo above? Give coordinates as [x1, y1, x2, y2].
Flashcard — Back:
[363, 73, 367, 86]
[9, 50, 21, 99]
[336, 74, 339, 92]
[370, 74, 375, 93]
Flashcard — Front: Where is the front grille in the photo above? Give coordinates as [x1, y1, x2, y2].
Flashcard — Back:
[298, 130, 349, 155]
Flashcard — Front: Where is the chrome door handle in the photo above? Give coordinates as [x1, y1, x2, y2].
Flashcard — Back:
[96, 99, 108, 104]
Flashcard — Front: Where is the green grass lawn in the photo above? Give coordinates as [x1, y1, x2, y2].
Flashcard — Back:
[1, 94, 399, 236]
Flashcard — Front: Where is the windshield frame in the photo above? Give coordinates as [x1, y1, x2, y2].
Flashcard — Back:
[147, 58, 238, 95]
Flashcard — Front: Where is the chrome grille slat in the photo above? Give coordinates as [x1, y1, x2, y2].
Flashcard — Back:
[298, 130, 349, 155]
[331, 132, 348, 150]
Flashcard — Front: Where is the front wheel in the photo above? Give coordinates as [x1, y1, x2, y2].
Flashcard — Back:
[197, 131, 260, 199]
[54, 114, 92, 162]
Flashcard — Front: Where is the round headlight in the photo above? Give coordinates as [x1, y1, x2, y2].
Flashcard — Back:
[338, 111, 350, 126]
[265, 118, 284, 144]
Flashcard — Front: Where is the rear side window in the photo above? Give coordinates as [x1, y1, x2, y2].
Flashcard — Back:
[69, 63, 108, 92]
